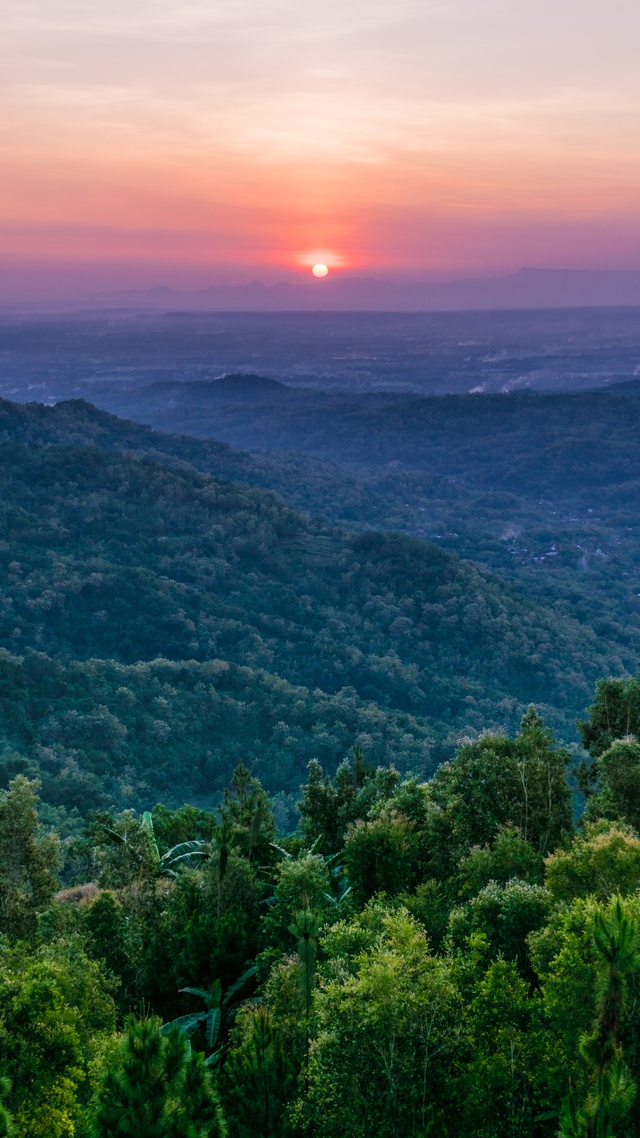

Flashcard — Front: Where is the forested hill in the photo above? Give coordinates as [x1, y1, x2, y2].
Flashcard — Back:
[0, 394, 328, 501]
[5, 395, 640, 1138]
[1, 394, 640, 676]
[0, 395, 491, 547]
[0, 653, 437, 817]
[0, 436, 616, 811]
[95, 379, 640, 498]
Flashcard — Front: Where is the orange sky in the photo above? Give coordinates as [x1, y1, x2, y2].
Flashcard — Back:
[3, 0, 640, 297]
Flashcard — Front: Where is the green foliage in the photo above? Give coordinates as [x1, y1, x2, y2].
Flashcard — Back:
[221, 1005, 296, 1138]
[305, 906, 463, 1138]
[6, 658, 640, 1137]
[0, 938, 116, 1138]
[92, 1016, 225, 1138]
[4, 384, 640, 686]
[162, 966, 256, 1064]
[260, 852, 334, 969]
[74, 379, 640, 676]
[464, 960, 539, 1138]
[399, 878, 452, 952]
[431, 707, 572, 856]
[0, 651, 439, 813]
[0, 435, 613, 818]
[589, 737, 640, 830]
[0, 1080, 14, 1138]
[0, 431, 565, 726]
[298, 758, 401, 848]
[579, 675, 640, 758]
[448, 879, 552, 974]
[219, 763, 276, 865]
[456, 826, 543, 898]
[85, 811, 161, 890]
[344, 810, 419, 903]
[82, 890, 135, 999]
[0, 776, 60, 939]
[187, 850, 265, 989]
[288, 908, 321, 1072]
[9, 389, 640, 1138]
[545, 822, 640, 903]
[150, 804, 217, 851]
[559, 898, 640, 1138]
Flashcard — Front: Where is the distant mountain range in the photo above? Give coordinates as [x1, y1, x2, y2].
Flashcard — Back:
[80, 268, 640, 312]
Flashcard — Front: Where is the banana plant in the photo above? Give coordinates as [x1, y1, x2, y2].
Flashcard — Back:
[161, 965, 257, 1066]
[142, 810, 208, 877]
[323, 877, 352, 908]
[103, 810, 207, 878]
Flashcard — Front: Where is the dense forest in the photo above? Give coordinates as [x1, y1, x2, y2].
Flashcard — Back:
[0, 415, 616, 823]
[0, 652, 436, 824]
[90, 377, 640, 656]
[5, 386, 640, 671]
[101, 375, 640, 493]
[1, 391, 637, 673]
[4, 680, 640, 1136]
[2, 383, 640, 1136]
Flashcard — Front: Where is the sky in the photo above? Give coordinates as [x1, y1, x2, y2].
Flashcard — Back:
[3, 0, 640, 297]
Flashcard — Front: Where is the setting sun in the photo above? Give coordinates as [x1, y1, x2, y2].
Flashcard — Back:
[312, 264, 329, 278]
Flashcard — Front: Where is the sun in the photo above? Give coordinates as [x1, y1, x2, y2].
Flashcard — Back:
[312, 263, 329, 278]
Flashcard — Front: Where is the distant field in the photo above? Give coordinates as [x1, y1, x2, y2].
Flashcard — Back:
[4, 306, 640, 400]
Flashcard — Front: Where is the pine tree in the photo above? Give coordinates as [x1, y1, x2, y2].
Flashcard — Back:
[92, 1016, 225, 1138]
[222, 1006, 295, 1138]
[559, 898, 640, 1138]
[289, 908, 321, 1073]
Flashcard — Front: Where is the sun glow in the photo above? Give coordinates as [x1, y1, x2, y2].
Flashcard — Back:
[312, 263, 329, 277]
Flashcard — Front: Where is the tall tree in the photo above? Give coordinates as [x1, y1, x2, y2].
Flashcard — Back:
[579, 675, 640, 759]
[0, 939, 116, 1138]
[0, 776, 60, 939]
[305, 906, 464, 1138]
[431, 707, 572, 856]
[559, 898, 640, 1138]
[289, 909, 321, 1074]
[222, 1006, 295, 1138]
[220, 763, 276, 865]
[92, 1016, 225, 1138]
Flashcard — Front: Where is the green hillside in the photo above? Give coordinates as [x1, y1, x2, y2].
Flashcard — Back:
[102, 380, 640, 497]
[4, 400, 640, 1138]
[0, 651, 437, 813]
[79, 381, 640, 663]
[0, 440, 603, 715]
[1, 393, 639, 671]
[0, 434, 618, 812]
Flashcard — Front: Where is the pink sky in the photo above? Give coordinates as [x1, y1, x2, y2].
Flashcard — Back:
[3, 0, 640, 298]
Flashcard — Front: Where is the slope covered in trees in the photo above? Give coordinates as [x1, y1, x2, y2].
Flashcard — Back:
[0, 652, 436, 815]
[0, 433, 617, 815]
[1, 393, 640, 672]
[0, 441, 599, 711]
[92, 380, 640, 668]
[100, 379, 640, 497]
[4, 369, 640, 1135]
